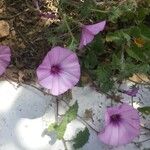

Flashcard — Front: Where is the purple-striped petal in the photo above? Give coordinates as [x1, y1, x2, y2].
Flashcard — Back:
[0, 45, 11, 76]
[79, 28, 94, 49]
[36, 46, 80, 96]
[98, 103, 140, 146]
[85, 20, 106, 35]
[79, 21, 106, 49]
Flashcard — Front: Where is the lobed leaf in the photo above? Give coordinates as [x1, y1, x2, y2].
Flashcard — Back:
[138, 107, 150, 115]
[73, 127, 90, 149]
[48, 102, 78, 139]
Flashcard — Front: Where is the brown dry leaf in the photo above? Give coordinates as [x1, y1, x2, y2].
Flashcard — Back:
[84, 109, 94, 121]
[129, 74, 150, 83]
[134, 38, 145, 48]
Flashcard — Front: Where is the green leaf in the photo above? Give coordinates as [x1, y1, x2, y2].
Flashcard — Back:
[65, 101, 78, 122]
[129, 26, 141, 37]
[111, 54, 121, 69]
[67, 38, 77, 51]
[48, 123, 56, 132]
[139, 24, 150, 39]
[130, 25, 150, 40]
[89, 36, 105, 54]
[73, 127, 90, 149]
[48, 102, 78, 139]
[84, 36, 105, 69]
[122, 32, 131, 44]
[108, 7, 123, 22]
[96, 66, 114, 92]
[106, 30, 131, 46]
[126, 46, 146, 62]
[136, 8, 150, 21]
[84, 50, 98, 69]
[106, 33, 121, 42]
[78, 0, 95, 19]
[138, 107, 150, 115]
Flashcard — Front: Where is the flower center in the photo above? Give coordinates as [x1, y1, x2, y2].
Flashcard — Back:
[51, 65, 60, 74]
[110, 114, 121, 124]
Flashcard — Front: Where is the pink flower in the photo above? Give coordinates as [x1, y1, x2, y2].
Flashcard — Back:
[79, 20, 106, 49]
[98, 103, 140, 146]
[0, 45, 11, 76]
[36, 46, 80, 96]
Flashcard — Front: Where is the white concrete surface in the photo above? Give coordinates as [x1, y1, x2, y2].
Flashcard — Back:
[0, 81, 150, 150]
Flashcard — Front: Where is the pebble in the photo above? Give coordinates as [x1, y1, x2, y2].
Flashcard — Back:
[0, 20, 10, 38]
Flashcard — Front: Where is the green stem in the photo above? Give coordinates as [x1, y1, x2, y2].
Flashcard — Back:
[121, 46, 125, 71]
[131, 96, 133, 106]
[60, 99, 99, 133]
[54, 96, 59, 123]
[90, 8, 109, 13]
[62, 138, 68, 150]
[69, 18, 83, 27]
[77, 116, 99, 133]
[63, 14, 75, 41]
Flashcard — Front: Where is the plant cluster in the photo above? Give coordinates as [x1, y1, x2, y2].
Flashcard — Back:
[45, 0, 150, 92]
[0, 0, 150, 149]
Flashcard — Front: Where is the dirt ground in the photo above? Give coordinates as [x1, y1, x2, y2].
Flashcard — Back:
[0, 0, 59, 83]
[1, 0, 150, 87]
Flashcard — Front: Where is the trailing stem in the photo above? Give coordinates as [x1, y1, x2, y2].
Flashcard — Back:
[54, 96, 59, 123]
[60, 98, 99, 134]
[63, 14, 76, 41]
[131, 96, 133, 106]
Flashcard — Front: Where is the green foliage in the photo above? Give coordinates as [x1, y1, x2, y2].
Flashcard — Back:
[126, 47, 145, 62]
[67, 38, 78, 51]
[108, 1, 150, 23]
[46, 0, 150, 93]
[89, 36, 105, 54]
[105, 22, 150, 79]
[138, 107, 150, 115]
[48, 102, 78, 139]
[106, 30, 131, 46]
[48, 123, 56, 131]
[84, 50, 98, 69]
[84, 36, 105, 69]
[78, 0, 96, 19]
[43, 0, 150, 146]
[73, 127, 90, 149]
[96, 66, 114, 92]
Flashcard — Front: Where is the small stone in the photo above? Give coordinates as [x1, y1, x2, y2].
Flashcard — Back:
[11, 29, 16, 36]
[0, 20, 10, 38]
[0, 9, 3, 13]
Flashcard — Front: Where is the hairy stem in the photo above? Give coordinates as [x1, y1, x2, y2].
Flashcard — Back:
[131, 96, 133, 106]
[54, 96, 59, 123]
[63, 14, 75, 41]
[62, 138, 68, 150]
